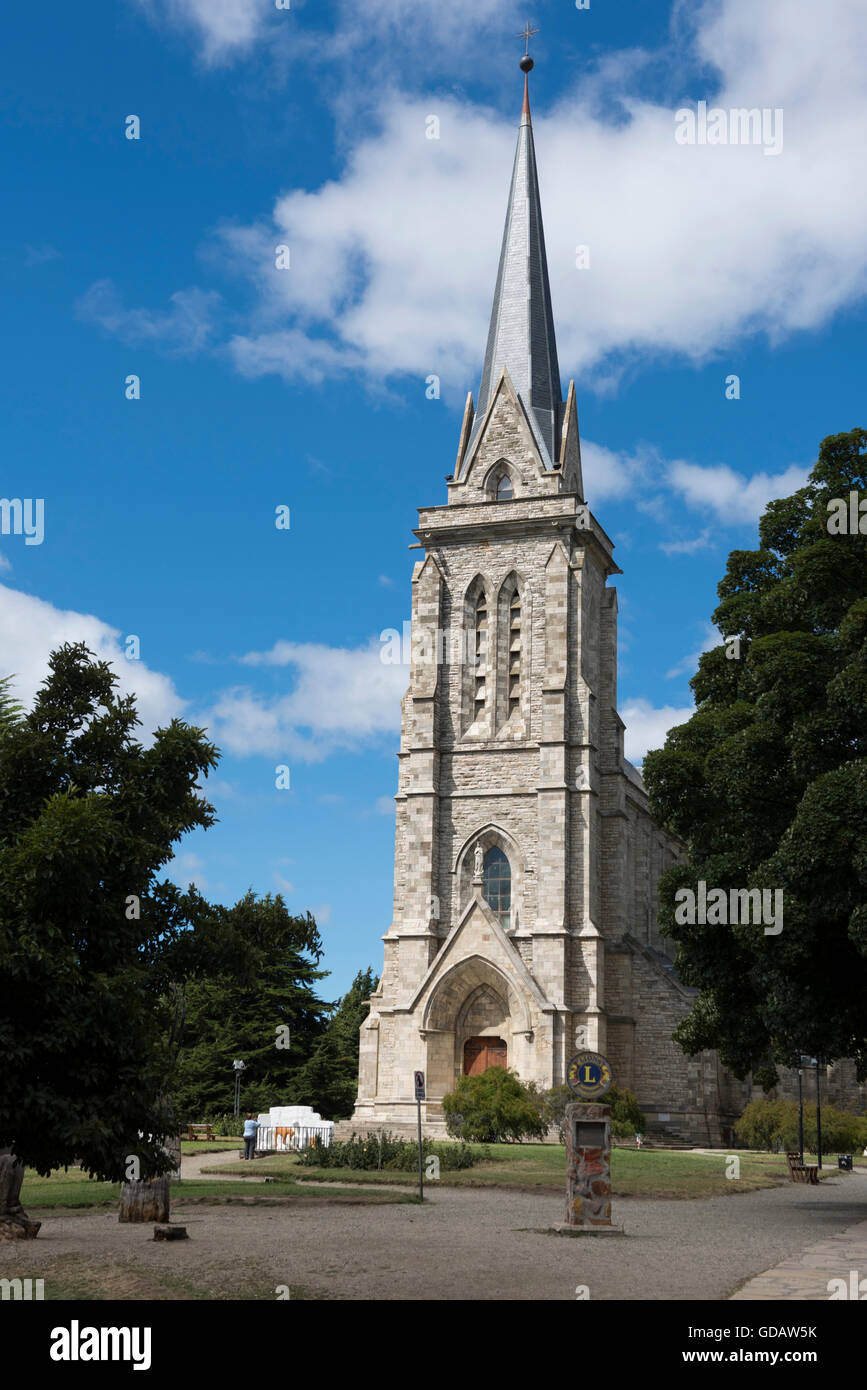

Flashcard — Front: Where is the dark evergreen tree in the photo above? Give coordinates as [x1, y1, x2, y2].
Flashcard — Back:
[290, 967, 378, 1119]
[642, 428, 867, 1086]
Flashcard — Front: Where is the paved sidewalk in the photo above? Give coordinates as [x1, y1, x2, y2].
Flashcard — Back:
[730, 1215, 867, 1300]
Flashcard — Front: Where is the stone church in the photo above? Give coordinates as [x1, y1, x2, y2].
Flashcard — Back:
[348, 63, 865, 1144]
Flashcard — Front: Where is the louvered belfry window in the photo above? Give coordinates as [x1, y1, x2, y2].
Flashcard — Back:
[508, 589, 521, 716]
[474, 591, 488, 716]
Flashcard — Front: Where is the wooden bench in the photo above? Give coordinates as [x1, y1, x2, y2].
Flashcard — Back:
[785, 1151, 819, 1184]
[182, 1123, 215, 1142]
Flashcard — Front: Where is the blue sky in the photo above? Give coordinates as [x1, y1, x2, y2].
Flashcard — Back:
[2, 0, 865, 998]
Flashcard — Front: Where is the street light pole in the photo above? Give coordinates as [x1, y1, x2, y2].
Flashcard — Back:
[232, 1059, 246, 1118]
[797, 1067, 804, 1167]
[815, 1056, 823, 1170]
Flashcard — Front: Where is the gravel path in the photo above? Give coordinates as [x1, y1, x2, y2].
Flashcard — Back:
[9, 1169, 866, 1301]
[181, 1147, 254, 1181]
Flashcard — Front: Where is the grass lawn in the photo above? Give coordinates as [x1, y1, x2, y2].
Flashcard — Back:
[207, 1144, 838, 1199]
[21, 1167, 414, 1210]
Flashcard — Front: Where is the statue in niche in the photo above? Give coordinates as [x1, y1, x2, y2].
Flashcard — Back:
[473, 842, 484, 879]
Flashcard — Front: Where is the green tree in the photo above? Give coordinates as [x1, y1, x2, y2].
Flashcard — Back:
[169, 894, 331, 1121]
[536, 1083, 644, 1141]
[642, 428, 867, 1086]
[290, 967, 378, 1119]
[0, 645, 219, 1230]
[442, 1067, 545, 1142]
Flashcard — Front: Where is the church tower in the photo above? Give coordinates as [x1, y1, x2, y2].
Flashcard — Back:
[351, 53, 739, 1144]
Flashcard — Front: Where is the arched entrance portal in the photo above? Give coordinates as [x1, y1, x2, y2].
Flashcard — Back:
[463, 1036, 507, 1075]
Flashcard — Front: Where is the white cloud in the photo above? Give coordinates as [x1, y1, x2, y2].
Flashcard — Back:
[659, 528, 715, 556]
[136, 0, 524, 66]
[0, 583, 185, 738]
[77, 280, 222, 355]
[622, 697, 695, 763]
[274, 872, 295, 895]
[581, 443, 804, 527]
[192, 0, 867, 400]
[665, 623, 721, 680]
[24, 243, 62, 267]
[133, 0, 266, 63]
[668, 461, 808, 524]
[170, 850, 208, 890]
[0, 552, 11, 573]
[580, 441, 655, 502]
[208, 638, 408, 759]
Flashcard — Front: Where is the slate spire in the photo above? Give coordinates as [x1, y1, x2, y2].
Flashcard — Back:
[471, 51, 563, 466]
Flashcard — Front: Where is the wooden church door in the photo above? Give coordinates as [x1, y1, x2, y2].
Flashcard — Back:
[463, 1036, 508, 1075]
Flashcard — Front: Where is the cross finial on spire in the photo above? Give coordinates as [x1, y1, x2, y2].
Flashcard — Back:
[517, 22, 537, 121]
[518, 22, 539, 55]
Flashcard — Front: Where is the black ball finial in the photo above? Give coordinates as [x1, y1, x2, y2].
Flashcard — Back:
[520, 54, 534, 73]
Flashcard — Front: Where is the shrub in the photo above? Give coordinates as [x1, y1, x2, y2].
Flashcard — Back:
[298, 1131, 477, 1170]
[442, 1067, 546, 1143]
[734, 1098, 790, 1151]
[384, 1140, 476, 1172]
[735, 1097, 867, 1153]
[202, 1112, 244, 1138]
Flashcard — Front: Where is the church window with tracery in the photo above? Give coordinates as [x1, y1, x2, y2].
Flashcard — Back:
[483, 846, 511, 928]
[496, 472, 513, 500]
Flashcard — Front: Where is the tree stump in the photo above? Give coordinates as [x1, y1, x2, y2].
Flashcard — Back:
[153, 1224, 187, 1240]
[118, 1174, 171, 1223]
[0, 1149, 41, 1241]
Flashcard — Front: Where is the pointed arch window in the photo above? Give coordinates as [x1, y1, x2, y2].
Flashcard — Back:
[483, 846, 511, 928]
[496, 473, 513, 500]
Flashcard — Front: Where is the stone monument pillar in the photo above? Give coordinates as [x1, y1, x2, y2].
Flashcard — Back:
[558, 1102, 624, 1235]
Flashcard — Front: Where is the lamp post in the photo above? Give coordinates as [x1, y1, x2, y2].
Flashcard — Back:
[232, 1059, 246, 1118]
[815, 1055, 824, 1170]
[797, 1065, 804, 1166]
[799, 1053, 822, 1168]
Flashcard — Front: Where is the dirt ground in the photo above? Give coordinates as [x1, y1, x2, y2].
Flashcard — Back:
[5, 1168, 866, 1301]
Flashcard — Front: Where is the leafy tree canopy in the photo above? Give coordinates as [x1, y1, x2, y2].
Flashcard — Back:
[642, 429, 867, 1085]
[170, 893, 331, 1121]
[0, 645, 219, 1180]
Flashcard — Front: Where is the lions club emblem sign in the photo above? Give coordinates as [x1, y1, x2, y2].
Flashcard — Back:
[567, 1050, 612, 1099]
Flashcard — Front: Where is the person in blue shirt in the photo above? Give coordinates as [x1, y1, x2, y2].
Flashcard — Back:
[243, 1112, 259, 1160]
